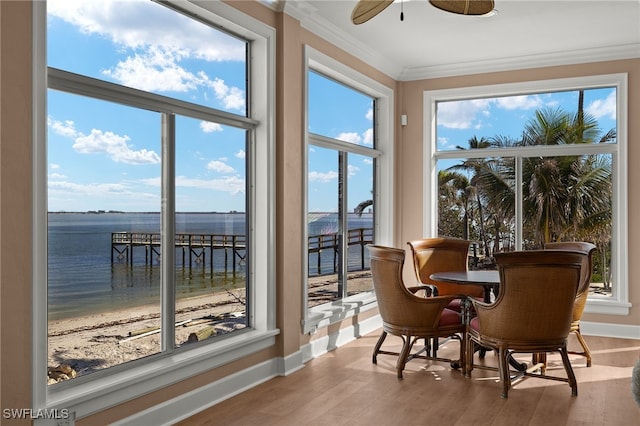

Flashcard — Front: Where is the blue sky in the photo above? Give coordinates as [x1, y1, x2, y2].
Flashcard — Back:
[46, 0, 616, 213]
[436, 88, 617, 150]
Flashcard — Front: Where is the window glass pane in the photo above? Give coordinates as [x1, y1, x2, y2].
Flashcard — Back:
[47, 0, 248, 115]
[308, 71, 374, 147]
[346, 153, 373, 295]
[47, 91, 162, 382]
[522, 154, 612, 296]
[437, 157, 515, 269]
[308, 147, 339, 307]
[174, 116, 248, 346]
[436, 88, 617, 151]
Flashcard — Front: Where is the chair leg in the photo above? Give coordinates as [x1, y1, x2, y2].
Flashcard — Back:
[573, 328, 592, 367]
[498, 348, 511, 399]
[465, 335, 474, 377]
[458, 332, 467, 375]
[532, 352, 547, 372]
[559, 346, 578, 396]
[372, 331, 387, 364]
[396, 335, 414, 379]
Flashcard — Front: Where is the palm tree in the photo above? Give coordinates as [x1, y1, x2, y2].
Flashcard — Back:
[520, 107, 612, 246]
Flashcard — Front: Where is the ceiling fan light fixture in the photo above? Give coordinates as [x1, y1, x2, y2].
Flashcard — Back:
[351, 0, 395, 25]
[429, 0, 495, 16]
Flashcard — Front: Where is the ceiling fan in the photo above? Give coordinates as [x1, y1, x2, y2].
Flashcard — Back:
[351, 0, 495, 25]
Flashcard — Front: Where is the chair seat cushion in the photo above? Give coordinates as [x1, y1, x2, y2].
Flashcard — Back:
[446, 297, 482, 313]
[470, 316, 480, 332]
[439, 308, 462, 326]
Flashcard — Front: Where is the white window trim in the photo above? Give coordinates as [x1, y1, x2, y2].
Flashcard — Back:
[32, 0, 277, 420]
[423, 73, 630, 316]
[302, 46, 394, 334]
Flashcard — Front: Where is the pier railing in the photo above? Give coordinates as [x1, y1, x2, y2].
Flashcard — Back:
[111, 232, 247, 274]
[112, 227, 374, 276]
[307, 228, 374, 275]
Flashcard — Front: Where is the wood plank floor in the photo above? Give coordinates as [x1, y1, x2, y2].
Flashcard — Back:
[178, 331, 640, 426]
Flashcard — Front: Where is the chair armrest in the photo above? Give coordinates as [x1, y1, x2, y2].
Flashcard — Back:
[408, 283, 439, 297]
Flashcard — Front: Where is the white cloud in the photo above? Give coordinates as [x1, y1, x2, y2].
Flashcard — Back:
[49, 117, 80, 138]
[235, 150, 246, 159]
[362, 128, 374, 146]
[73, 129, 161, 165]
[438, 136, 455, 149]
[309, 171, 338, 183]
[48, 180, 159, 201]
[437, 99, 491, 129]
[207, 160, 235, 174]
[366, 108, 373, 121]
[49, 117, 161, 165]
[200, 121, 223, 133]
[210, 78, 245, 110]
[49, 173, 68, 179]
[348, 164, 359, 176]
[50, 163, 61, 170]
[48, 0, 246, 111]
[47, 0, 244, 61]
[103, 46, 200, 92]
[496, 95, 543, 110]
[587, 91, 616, 120]
[336, 132, 361, 144]
[438, 95, 544, 130]
[142, 175, 245, 195]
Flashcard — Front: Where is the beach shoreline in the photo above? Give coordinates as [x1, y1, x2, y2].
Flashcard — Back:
[47, 272, 373, 383]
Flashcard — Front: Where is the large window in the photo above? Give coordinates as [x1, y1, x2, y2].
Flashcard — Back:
[303, 47, 394, 333]
[35, 0, 274, 415]
[425, 74, 629, 315]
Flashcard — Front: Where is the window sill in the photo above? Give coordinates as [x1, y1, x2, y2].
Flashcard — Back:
[585, 298, 632, 316]
[44, 328, 279, 420]
[303, 292, 378, 334]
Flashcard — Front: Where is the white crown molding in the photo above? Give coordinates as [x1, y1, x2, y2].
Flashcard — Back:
[400, 42, 640, 81]
[282, 2, 640, 82]
[282, 1, 403, 79]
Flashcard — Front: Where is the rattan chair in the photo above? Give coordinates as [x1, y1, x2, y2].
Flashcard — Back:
[407, 238, 483, 357]
[367, 245, 466, 378]
[465, 250, 583, 398]
[543, 241, 597, 367]
[407, 237, 483, 308]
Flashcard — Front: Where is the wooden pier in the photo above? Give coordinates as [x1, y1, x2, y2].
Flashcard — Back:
[111, 232, 246, 274]
[307, 228, 373, 275]
[112, 227, 374, 277]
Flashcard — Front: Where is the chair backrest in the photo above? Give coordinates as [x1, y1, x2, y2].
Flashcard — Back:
[367, 245, 455, 330]
[544, 241, 596, 296]
[407, 238, 483, 298]
[482, 250, 583, 341]
[544, 242, 597, 321]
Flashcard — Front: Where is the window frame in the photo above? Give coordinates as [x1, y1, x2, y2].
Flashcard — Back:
[33, 0, 277, 417]
[424, 73, 630, 316]
[302, 46, 394, 334]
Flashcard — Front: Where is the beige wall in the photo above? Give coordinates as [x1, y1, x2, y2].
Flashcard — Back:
[0, 1, 636, 424]
[1, 1, 34, 423]
[396, 59, 640, 327]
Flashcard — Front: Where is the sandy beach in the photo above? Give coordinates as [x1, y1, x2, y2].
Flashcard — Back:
[47, 272, 373, 383]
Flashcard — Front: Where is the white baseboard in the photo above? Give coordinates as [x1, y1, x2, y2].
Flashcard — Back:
[113, 315, 637, 425]
[113, 355, 295, 426]
[114, 315, 382, 425]
[301, 314, 382, 362]
[581, 321, 640, 340]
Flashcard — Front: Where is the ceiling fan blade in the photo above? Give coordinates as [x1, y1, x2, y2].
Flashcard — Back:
[429, 0, 495, 16]
[351, 0, 395, 25]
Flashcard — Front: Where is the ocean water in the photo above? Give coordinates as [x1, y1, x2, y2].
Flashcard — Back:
[48, 212, 372, 320]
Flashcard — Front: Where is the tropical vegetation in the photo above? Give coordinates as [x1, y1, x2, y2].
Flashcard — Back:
[438, 99, 613, 290]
